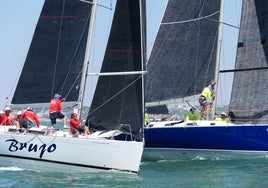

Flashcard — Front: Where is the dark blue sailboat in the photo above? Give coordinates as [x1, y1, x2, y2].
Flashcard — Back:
[144, 0, 268, 152]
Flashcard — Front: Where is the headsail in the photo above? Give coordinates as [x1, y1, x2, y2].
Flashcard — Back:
[145, 0, 221, 104]
[229, 0, 268, 123]
[85, 0, 146, 140]
[12, 0, 93, 104]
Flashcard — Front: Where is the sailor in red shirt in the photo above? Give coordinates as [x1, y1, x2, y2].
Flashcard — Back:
[12, 111, 22, 121]
[70, 113, 88, 137]
[19, 107, 40, 129]
[0, 110, 5, 125]
[0, 107, 12, 125]
[49, 93, 66, 130]
[11, 111, 23, 129]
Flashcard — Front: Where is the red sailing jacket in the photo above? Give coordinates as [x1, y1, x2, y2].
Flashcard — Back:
[21, 110, 40, 128]
[0, 113, 12, 125]
[49, 99, 62, 113]
[70, 117, 81, 131]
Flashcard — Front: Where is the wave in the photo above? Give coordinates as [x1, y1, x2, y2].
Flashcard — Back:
[0, 166, 25, 171]
[142, 148, 268, 162]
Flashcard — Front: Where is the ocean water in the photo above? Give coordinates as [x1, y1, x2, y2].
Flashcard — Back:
[1, 150, 268, 188]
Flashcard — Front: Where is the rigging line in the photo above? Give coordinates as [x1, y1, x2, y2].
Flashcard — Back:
[193, 0, 207, 89]
[87, 75, 142, 116]
[148, 0, 188, 70]
[51, 0, 66, 98]
[11, 133, 57, 145]
[36, 134, 57, 145]
[220, 66, 268, 73]
[80, 0, 112, 10]
[60, 8, 93, 97]
[204, 30, 218, 86]
[64, 70, 83, 100]
[194, 0, 209, 91]
[188, 33, 217, 94]
[193, 12, 201, 94]
[206, 17, 240, 29]
[161, 10, 219, 25]
[198, 0, 206, 17]
[97, 2, 112, 10]
[186, 22, 218, 95]
[148, 3, 219, 75]
[11, 134, 37, 144]
[194, 0, 213, 89]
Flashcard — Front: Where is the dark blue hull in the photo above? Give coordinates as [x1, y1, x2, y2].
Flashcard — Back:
[144, 125, 268, 151]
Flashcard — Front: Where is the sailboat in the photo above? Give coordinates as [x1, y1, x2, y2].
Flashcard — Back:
[0, 0, 146, 173]
[144, 0, 268, 153]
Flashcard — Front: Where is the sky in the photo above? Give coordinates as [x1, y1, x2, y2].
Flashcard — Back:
[0, 0, 241, 109]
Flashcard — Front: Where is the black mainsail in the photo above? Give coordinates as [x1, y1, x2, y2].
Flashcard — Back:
[145, 0, 221, 104]
[229, 0, 268, 123]
[12, 0, 93, 104]
[85, 0, 146, 140]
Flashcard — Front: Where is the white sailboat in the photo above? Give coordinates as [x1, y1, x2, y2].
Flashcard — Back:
[144, 0, 268, 153]
[0, 0, 146, 174]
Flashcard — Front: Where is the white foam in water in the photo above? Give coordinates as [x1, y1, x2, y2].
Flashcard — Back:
[0, 167, 25, 171]
[192, 156, 206, 161]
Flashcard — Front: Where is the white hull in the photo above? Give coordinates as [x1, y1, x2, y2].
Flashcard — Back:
[0, 126, 143, 173]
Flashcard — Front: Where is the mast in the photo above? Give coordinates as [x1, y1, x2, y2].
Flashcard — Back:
[77, 0, 98, 118]
[139, 0, 145, 130]
[212, 0, 224, 119]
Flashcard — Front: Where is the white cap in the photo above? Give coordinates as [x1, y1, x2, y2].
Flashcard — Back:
[4, 107, 11, 111]
[26, 107, 33, 111]
[221, 112, 227, 116]
[17, 111, 22, 115]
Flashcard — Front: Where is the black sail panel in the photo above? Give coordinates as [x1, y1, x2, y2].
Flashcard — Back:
[12, 0, 93, 104]
[86, 0, 146, 140]
[229, 0, 268, 123]
[145, 0, 220, 103]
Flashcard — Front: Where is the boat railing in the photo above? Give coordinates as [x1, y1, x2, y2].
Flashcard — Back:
[89, 123, 134, 141]
[117, 123, 133, 141]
